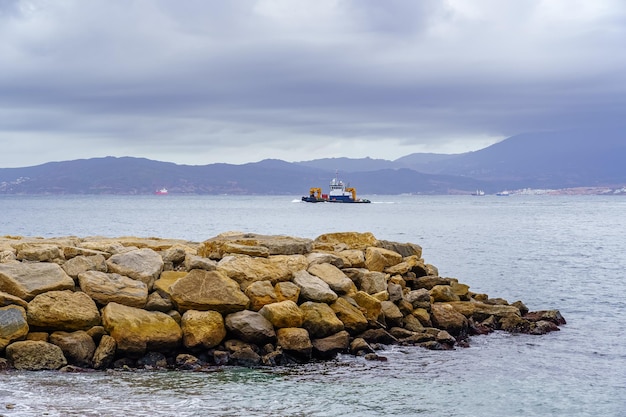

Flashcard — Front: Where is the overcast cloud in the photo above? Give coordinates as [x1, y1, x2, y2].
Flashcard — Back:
[1, 0, 625, 167]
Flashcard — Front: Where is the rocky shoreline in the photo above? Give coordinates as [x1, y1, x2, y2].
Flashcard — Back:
[0, 232, 565, 371]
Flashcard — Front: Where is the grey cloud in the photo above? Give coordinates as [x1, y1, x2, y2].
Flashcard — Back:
[0, 0, 625, 167]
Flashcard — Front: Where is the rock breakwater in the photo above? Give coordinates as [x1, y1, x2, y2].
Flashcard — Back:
[0, 232, 565, 371]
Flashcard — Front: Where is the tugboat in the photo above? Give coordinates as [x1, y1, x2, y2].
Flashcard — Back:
[302, 171, 371, 203]
[155, 188, 168, 195]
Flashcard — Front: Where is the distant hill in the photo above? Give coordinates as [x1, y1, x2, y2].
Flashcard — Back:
[0, 156, 480, 195]
[418, 127, 626, 189]
[1, 127, 624, 194]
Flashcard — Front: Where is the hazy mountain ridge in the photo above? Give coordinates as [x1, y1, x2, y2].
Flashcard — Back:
[1, 129, 624, 195]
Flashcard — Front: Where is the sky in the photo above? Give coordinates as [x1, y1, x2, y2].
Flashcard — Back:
[1, 0, 625, 168]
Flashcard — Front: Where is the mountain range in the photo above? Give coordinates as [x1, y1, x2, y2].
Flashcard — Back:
[1, 128, 624, 195]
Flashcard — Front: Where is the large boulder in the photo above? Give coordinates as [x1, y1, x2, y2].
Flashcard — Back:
[160, 245, 188, 267]
[184, 255, 217, 271]
[381, 301, 404, 328]
[200, 233, 313, 259]
[0, 290, 28, 308]
[225, 310, 276, 345]
[378, 240, 422, 258]
[49, 330, 96, 368]
[338, 249, 366, 268]
[63, 245, 109, 260]
[27, 290, 101, 331]
[0, 263, 75, 301]
[330, 297, 368, 335]
[524, 310, 567, 325]
[364, 247, 402, 272]
[357, 271, 388, 295]
[451, 282, 470, 300]
[313, 232, 379, 251]
[312, 330, 350, 359]
[145, 292, 173, 312]
[153, 271, 188, 296]
[387, 281, 404, 302]
[405, 289, 431, 309]
[385, 255, 422, 275]
[275, 281, 300, 303]
[430, 285, 460, 302]
[276, 327, 312, 361]
[244, 281, 278, 311]
[168, 270, 250, 314]
[83, 236, 193, 253]
[62, 254, 107, 279]
[430, 303, 469, 337]
[307, 263, 356, 295]
[414, 276, 452, 290]
[353, 291, 382, 322]
[300, 301, 344, 339]
[77, 239, 131, 256]
[230, 346, 262, 367]
[181, 310, 226, 350]
[412, 308, 432, 327]
[258, 300, 304, 329]
[106, 248, 164, 289]
[78, 270, 148, 308]
[102, 302, 182, 356]
[306, 252, 345, 269]
[0, 305, 29, 350]
[446, 301, 522, 322]
[15, 243, 65, 263]
[92, 334, 117, 370]
[6, 341, 67, 370]
[217, 254, 308, 290]
[293, 270, 338, 303]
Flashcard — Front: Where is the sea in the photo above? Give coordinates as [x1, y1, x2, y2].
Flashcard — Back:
[0, 194, 624, 417]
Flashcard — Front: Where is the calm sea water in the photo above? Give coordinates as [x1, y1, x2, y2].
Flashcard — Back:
[1, 194, 625, 417]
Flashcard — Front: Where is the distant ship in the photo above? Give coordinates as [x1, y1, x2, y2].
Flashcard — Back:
[155, 188, 168, 195]
[302, 171, 370, 203]
[496, 190, 510, 196]
[472, 189, 485, 196]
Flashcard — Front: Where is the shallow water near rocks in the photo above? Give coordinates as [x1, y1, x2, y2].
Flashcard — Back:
[1, 194, 625, 416]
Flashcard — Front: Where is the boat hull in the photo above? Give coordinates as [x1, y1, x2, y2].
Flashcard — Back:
[301, 196, 370, 203]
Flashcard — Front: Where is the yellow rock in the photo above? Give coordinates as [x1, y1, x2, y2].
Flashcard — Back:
[300, 301, 344, 339]
[168, 270, 250, 314]
[27, 290, 101, 331]
[244, 281, 278, 311]
[365, 247, 402, 272]
[102, 302, 182, 355]
[154, 271, 188, 296]
[275, 281, 300, 303]
[199, 233, 312, 259]
[258, 300, 304, 328]
[338, 249, 366, 268]
[313, 232, 379, 251]
[330, 297, 368, 335]
[353, 291, 382, 322]
[217, 254, 308, 290]
[181, 310, 226, 349]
